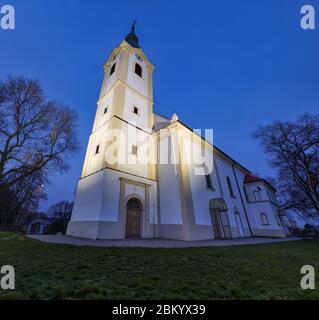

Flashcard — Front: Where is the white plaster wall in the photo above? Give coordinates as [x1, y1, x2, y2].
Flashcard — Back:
[248, 201, 282, 230]
[188, 145, 221, 225]
[245, 182, 271, 202]
[102, 54, 119, 95]
[124, 183, 145, 200]
[96, 92, 113, 129]
[214, 156, 247, 230]
[123, 88, 149, 129]
[158, 137, 183, 224]
[116, 122, 152, 179]
[86, 121, 113, 175]
[187, 146, 251, 234]
[100, 169, 121, 222]
[232, 167, 255, 231]
[70, 167, 157, 225]
[71, 170, 105, 221]
[243, 180, 284, 232]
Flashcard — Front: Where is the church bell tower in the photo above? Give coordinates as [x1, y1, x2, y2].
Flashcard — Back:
[81, 22, 155, 180]
[67, 23, 159, 240]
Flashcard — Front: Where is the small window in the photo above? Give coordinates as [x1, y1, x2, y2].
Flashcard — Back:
[95, 145, 100, 154]
[133, 106, 139, 115]
[226, 176, 235, 198]
[135, 63, 142, 77]
[261, 213, 270, 225]
[132, 145, 138, 156]
[110, 63, 116, 76]
[205, 174, 213, 190]
[103, 107, 108, 114]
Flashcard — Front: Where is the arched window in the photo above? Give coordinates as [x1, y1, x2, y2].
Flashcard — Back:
[261, 213, 270, 225]
[203, 166, 214, 190]
[234, 207, 244, 237]
[110, 63, 116, 76]
[135, 63, 142, 77]
[253, 189, 262, 201]
[127, 198, 142, 209]
[226, 176, 235, 198]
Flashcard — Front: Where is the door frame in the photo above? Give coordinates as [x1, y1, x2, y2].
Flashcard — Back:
[124, 196, 144, 239]
[210, 208, 232, 240]
[235, 212, 244, 237]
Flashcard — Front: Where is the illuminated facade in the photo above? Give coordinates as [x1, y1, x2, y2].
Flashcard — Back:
[67, 24, 288, 240]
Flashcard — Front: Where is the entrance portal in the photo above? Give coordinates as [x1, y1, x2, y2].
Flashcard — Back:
[209, 198, 232, 239]
[125, 198, 142, 239]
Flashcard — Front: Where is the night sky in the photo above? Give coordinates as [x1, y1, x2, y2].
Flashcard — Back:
[1, 0, 318, 210]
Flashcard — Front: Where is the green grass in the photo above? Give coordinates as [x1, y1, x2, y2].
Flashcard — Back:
[0, 232, 318, 300]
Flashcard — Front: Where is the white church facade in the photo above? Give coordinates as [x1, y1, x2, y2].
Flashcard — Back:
[67, 24, 288, 241]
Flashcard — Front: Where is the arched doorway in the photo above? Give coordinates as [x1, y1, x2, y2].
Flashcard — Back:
[209, 198, 232, 239]
[125, 198, 142, 239]
[234, 207, 244, 237]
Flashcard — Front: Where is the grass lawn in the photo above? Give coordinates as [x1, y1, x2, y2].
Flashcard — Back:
[0, 232, 318, 300]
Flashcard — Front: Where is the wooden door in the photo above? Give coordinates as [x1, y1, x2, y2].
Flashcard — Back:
[210, 209, 232, 239]
[125, 198, 142, 239]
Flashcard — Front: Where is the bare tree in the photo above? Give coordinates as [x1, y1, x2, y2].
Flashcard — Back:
[253, 113, 319, 217]
[0, 76, 80, 226]
[47, 200, 73, 220]
[0, 76, 80, 190]
[46, 200, 73, 234]
[0, 171, 47, 228]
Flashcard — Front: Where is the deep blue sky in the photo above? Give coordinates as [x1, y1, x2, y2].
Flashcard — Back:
[1, 0, 318, 211]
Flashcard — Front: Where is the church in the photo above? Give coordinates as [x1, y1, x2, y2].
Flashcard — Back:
[66, 24, 288, 241]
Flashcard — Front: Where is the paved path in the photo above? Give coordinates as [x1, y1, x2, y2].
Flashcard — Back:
[28, 235, 302, 248]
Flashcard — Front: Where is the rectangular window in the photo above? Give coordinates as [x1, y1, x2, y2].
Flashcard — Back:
[95, 145, 100, 154]
[205, 174, 213, 190]
[103, 107, 108, 114]
[132, 145, 138, 156]
[227, 176, 235, 198]
[133, 106, 139, 115]
[135, 63, 142, 77]
[110, 63, 116, 76]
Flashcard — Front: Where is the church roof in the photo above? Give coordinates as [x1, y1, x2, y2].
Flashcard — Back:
[244, 174, 276, 191]
[153, 112, 276, 190]
[125, 21, 140, 48]
[244, 174, 263, 184]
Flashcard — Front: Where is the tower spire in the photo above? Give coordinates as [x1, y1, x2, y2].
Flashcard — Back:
[125, 21, 140, 48]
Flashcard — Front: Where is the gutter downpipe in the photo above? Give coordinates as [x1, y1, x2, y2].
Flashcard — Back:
[232, 163, 254, 237]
